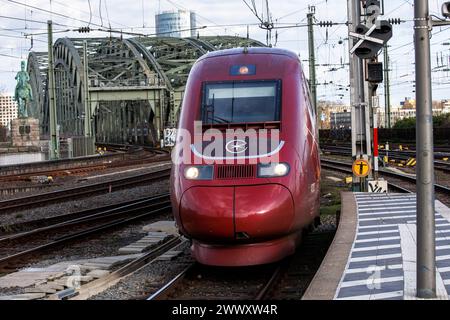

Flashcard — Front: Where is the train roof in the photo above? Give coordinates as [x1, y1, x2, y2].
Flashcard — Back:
[198, 47, 300, 62]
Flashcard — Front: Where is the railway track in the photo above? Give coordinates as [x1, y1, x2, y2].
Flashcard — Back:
[0, 184, 63, 197]
[256, 230, 336, 300]
[59, 236, 185, 300]
[321, 158, 450, 204]
[0, 193, 171, 272]
[320, 142, 450, 153]
[321, 145, 450, 173]
[0, 195, 167, 234]
[148, 262, 281, 300]
[0, 167, 171, 213]
[148, 230, 335, 301]
[0, 148, 170, 183]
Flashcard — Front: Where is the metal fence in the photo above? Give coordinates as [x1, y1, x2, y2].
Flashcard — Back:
[67, 136, 96, 158]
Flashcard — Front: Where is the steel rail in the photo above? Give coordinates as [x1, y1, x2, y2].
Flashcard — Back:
[0, 194, 170, 243]
[321, 158, 450, 195]
[0, 195, 166, 234]
[0, 168, 171, 213]
[147, 263, 195, 300]
[65, 236, 184, 300]
[0, 202, 172, 272]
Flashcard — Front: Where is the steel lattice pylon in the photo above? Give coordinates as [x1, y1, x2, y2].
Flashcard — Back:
[27, 52, 48, 130]
[28, 35, 265, 145]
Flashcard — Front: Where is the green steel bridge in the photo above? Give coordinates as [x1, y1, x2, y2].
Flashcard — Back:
[27, 36, 264, 146]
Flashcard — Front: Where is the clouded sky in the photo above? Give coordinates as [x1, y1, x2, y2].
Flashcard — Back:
[0, 0, 449, 107]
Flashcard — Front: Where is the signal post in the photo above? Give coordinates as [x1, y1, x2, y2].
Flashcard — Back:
[347, 0, 392, 191]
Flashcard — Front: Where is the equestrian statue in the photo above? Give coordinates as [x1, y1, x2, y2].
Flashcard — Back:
[14, 61, 33, 118]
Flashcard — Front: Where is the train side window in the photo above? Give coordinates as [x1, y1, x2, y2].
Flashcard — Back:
[302, 77, 316, 119]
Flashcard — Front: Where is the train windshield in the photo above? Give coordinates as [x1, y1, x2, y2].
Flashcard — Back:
[201, 81, 280, 125]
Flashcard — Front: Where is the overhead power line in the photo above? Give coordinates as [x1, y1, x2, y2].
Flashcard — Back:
[0, 53, 22, 59]
[0, 14, 72, 27]
[7, 0, 103, 28]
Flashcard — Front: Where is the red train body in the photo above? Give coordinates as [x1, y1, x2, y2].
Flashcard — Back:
[170, 47, 321, 266]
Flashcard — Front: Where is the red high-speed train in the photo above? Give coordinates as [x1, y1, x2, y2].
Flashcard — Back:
[170, 47, 321, 266]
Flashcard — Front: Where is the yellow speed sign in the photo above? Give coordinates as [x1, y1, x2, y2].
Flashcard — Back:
[352, 159, 371, 178]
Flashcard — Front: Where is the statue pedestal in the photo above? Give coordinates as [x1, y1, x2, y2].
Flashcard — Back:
[11, 118, 40, 148]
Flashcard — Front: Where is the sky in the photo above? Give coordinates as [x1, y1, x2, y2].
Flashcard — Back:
[0, 0, 450, 108]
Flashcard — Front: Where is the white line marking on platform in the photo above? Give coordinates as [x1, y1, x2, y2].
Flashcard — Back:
[359, 211, 416, 217]
[436, 200, 450, 223]
[359, 215, 417, 222]
[350, 253, 402, 263]
[437, 255, 450, 261]
[438, 267, 450, 273]
[345, 265, 403, 274]
[358, 224, 399, 230]
[340, 276, 404, 288]
[357, 230, 400, 236]
[355, 236, 400, 243]
[359, 206, 416, 212]
[358, 203, 416, 209]
[399, 224, 448, 300]
[352, 244, 401, 252]
[356, 199, 416, 204]
[337, 291, 403, 300]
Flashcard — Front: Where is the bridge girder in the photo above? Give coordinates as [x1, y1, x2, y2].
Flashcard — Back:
[27, 52, 48, 130]
[28, 35, 265, 145]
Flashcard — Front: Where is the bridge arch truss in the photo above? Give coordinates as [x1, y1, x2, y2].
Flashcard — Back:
[28, 35, 264, 145]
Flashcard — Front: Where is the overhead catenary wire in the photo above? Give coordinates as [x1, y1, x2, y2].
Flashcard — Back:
[6, 0, 104, 28]
[47, 0, 128, 28]
[0, 14, 72, 27]
[87, 0, 93, 27]
[99, 0, 104, 27]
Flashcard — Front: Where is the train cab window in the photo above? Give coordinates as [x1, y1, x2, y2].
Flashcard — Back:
[201, 80, 281, 125]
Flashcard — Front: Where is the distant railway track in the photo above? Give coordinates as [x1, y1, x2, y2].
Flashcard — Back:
[319, 140, 450, 153]
[0, 193, 171, 272]
[96, 143, 171, 155]
[0, 168, 171, 214]
[321, 158, 450, 204]
[0, 148, 170, 183]
[0, 196, 166, 234]
[0, 184, 63, 197]
[321, 145, 450, 173]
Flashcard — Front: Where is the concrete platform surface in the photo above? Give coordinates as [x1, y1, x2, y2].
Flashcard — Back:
[304, 192, 450, 300]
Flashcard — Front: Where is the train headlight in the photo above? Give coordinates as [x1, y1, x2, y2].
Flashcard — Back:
[257, 163, 290, 177]
[184, 166, 213, 180]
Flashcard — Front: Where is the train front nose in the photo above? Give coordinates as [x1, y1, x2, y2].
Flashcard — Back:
[180, 184, 295, 242]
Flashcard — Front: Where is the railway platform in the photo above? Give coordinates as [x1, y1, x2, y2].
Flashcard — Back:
[303, 192, 450, 300]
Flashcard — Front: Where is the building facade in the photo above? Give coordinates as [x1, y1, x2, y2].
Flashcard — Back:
[330, 112, 352, 129]
[155, 10, 197, 38]
[0, 95, 18, 128]
[318, 101, 350, 129]
[377, 108, 450, 128]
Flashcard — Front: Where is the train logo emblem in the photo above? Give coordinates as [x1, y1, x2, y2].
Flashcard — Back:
[225, 139, 248, 154]
[352, 159, 371, 178]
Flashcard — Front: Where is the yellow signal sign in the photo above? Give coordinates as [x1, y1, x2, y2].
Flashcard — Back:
[406, 158, 416, 167]
[352, 159, 371, 178]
